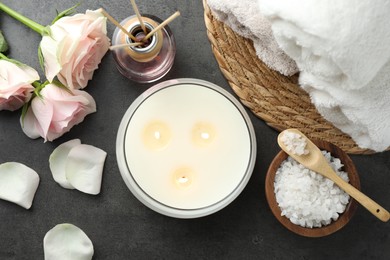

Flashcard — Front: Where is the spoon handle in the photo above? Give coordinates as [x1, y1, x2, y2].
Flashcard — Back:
[328, 172, 390, 222]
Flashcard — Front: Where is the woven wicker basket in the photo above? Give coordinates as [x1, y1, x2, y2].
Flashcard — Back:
[203, 0, 374, 154]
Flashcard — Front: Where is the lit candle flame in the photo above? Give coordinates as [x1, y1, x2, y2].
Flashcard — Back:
[200, 132, 210, 140]
[142, 121, 171, 150]
[173, 167, 194, 189]
[154, 131, 161, 140]
[192, 122, 215, 146]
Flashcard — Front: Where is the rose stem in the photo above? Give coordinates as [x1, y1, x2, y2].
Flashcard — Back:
[130, 0, 146, 34]
[99, 8, 138, 42]
[109, 42, 143, 50]
[0, 2, 46, 35]
[142, 11, 180, 42]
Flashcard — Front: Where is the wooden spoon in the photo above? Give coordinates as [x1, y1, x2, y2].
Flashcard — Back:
[277, 128, 390, 222]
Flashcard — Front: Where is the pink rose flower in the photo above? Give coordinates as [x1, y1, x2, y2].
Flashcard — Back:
[21, 83, 96, 142]
[0, 59, 39, 111]
[40, 9, 110, 90]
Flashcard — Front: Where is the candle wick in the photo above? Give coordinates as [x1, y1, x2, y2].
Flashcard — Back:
[178, 176, 188, 183]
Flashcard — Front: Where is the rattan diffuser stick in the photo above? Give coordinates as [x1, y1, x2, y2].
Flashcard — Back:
[99, 8, 138, 42]
[142, 11, 180, 42]
[109, 42, 142, 50]
[130, 0, 147, 33]
[110, 5, 178, 82]
[109, 11, 181, 50]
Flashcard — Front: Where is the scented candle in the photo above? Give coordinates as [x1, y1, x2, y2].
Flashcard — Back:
[116, 79, 256, 218]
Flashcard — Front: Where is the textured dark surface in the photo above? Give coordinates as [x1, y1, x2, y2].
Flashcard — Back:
[0, 0, 389, 259]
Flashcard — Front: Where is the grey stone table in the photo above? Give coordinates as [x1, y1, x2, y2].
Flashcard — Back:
[0, 0, 389, 259]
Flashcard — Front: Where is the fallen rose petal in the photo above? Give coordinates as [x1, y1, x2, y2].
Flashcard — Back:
[49, 139, 81, 189]
[0, 162, 39, 209]
[66, 144, 107, 195]
[43, 223, 94, 260]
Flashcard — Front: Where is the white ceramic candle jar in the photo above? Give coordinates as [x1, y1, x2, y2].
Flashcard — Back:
[116, 78, 256, 218]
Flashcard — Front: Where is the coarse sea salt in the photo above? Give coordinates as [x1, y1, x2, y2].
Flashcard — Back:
[274, 151, 350, 228]
[280, 130, 309, 155]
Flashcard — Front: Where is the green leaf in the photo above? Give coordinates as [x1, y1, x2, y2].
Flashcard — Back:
[20, 100, 32, 127]
[0, 31, 9, 53]
[52, 79, 73, 94]
[38, 46, 45, 73]
[33, 81, 46, 98]
[41, 25, 51, 37]
[21, 81, 42, 126]
[0, 53, 29, 67]
[51, 3, 81, 24]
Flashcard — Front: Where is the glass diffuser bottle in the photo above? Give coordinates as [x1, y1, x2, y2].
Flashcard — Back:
[111, 15, 176, 83]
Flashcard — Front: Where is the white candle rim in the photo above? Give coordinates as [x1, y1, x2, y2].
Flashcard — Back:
[116, 78, 257, 219]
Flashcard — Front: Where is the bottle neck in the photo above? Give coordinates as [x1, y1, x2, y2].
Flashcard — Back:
[120, 16, 163, 62]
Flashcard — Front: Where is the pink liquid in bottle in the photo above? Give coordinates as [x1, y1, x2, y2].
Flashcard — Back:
[111, 14, 176, 83]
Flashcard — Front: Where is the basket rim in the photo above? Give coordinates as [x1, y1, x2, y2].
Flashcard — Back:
[203, 0, 377, 155]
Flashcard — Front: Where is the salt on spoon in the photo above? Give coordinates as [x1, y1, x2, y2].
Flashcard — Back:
[278, 128, 390, 222]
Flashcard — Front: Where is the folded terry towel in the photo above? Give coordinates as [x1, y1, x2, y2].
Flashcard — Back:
[207, 0, 298, 76]
[259, 0, 390, 151]
[308, 61, 390, 152]
[259, 0, 390, 90]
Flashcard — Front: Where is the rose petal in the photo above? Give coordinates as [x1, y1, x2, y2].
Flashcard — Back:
[20, 107, 42, 139]
[0, 162, 40, 209]
[31, 97, 54, 139]
[43, 223, 94, 260]
[49, 139, 81, 189]
[40, 35, 63, 82]
[66, 144, 107, 195]
[0, 59, 39, 86]
[0, 59, 38, 111]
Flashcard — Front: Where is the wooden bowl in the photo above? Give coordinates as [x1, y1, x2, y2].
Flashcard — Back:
[265, 140, 360, 237]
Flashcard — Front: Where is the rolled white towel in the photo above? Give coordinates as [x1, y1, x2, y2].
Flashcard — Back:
[259, 0, 390, 90]
[259, 0, 390, 151]
[208, 0, 298, 76]
[308, 60, 390, 151]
